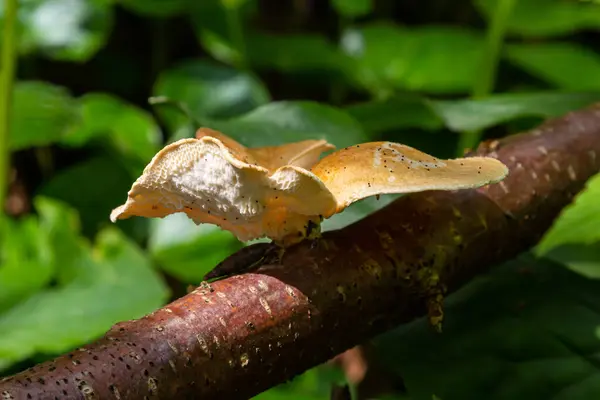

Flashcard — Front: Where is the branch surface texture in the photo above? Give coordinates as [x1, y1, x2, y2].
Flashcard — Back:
[2, 105, 600, 399]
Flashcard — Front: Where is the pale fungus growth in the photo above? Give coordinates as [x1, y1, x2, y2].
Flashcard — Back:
[111, 128, 509, 247]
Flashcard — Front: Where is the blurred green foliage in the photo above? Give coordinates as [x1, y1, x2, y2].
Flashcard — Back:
[1, 0, 600, 398]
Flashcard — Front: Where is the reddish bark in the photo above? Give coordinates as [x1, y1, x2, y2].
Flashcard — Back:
[1, 105, 600, 399]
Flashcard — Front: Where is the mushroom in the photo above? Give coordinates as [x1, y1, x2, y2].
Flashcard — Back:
[111, 128, 508, 248]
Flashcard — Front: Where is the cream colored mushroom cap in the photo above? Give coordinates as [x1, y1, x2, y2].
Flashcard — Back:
[110, 132, 338, 242]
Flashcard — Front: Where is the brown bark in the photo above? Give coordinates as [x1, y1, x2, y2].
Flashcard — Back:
[2, 105, 600, 399]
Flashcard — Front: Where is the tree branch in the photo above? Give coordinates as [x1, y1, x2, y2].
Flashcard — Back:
[2, 105, 600, 399]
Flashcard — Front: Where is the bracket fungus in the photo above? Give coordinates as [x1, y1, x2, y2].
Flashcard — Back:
[111, 128, 509, 248]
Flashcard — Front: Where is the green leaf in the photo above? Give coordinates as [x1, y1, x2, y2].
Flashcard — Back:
[189, 0, 257, 65]
[254, 365, 345, 400]
[475, 0, 600, 37]
[62, 93, 162, 166]
[543, 243, 600, 280]
[536, 172, 600, 255]
[33, 197, 89, 285]
[0, 228, 169, 372]
[220, 0, 248, 9]
[2, 0, 114, 61]
[0, 217, 53, 312]
[149, 214, 242, 283]
[120, 0, 190, 16]
[10, 81, 80, 150]
[246, 33, 348, 73]
[346, 94, 443, 134]
[342, 23, 485, 95]
[208, 101, 369, 148]
[153, 60, 270, 132]
[347, 92, 600, 134]
[506, 43, 600, 91]
[428, 92, 600, 132]
[373, 254, 600, 400]
[0, 197, 89, 313]
[198, 29, 241, 66]
[332, 0, 372, 18]
[38, 157, 139, 237]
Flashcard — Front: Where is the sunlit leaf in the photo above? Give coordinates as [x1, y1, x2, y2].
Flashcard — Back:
[536, 172, 600, 255]
[506, 43, 600, 91]
[0, 228, 168, 372]
[255, 365, 346, 400]
[149, 214, 242, 283]
[33, 197, 87, 285]
[0, 217, 53, 312]
[10, 81, 80, 150]
[341, 23, 484, 95]
[62, 93, 162, 168]
[2, 0, 114, 61]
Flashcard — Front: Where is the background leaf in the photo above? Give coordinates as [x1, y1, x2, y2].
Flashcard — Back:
[428, 92, 600, 132]
[542, 243, 600, 280]
[246, 33, 347, 73]
[207, 101, 369, 147]
[346, 94, 443, 134]
[189, 0, 257, 65]
[332, 0, 372, 18]
[506, 43, 600, 91]
[0, 216, 53, 311]
[153, 59, 270, 137]
[373, 254, 600, 400]
[0, 227, 169, 372]
[37, 157, 139, 237]
[10, 81, 80, 150]
[120, 0, 190, 17]
[3, 0, 114, 61]
[149, 214, 242, 283]
[342, 23, 484, 95]
[475, 0, 600, 37]
[62, 93, 162, 170]
[536, 172, 600, 255]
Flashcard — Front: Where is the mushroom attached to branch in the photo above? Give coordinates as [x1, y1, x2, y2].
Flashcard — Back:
[111, 128, 509, 250]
